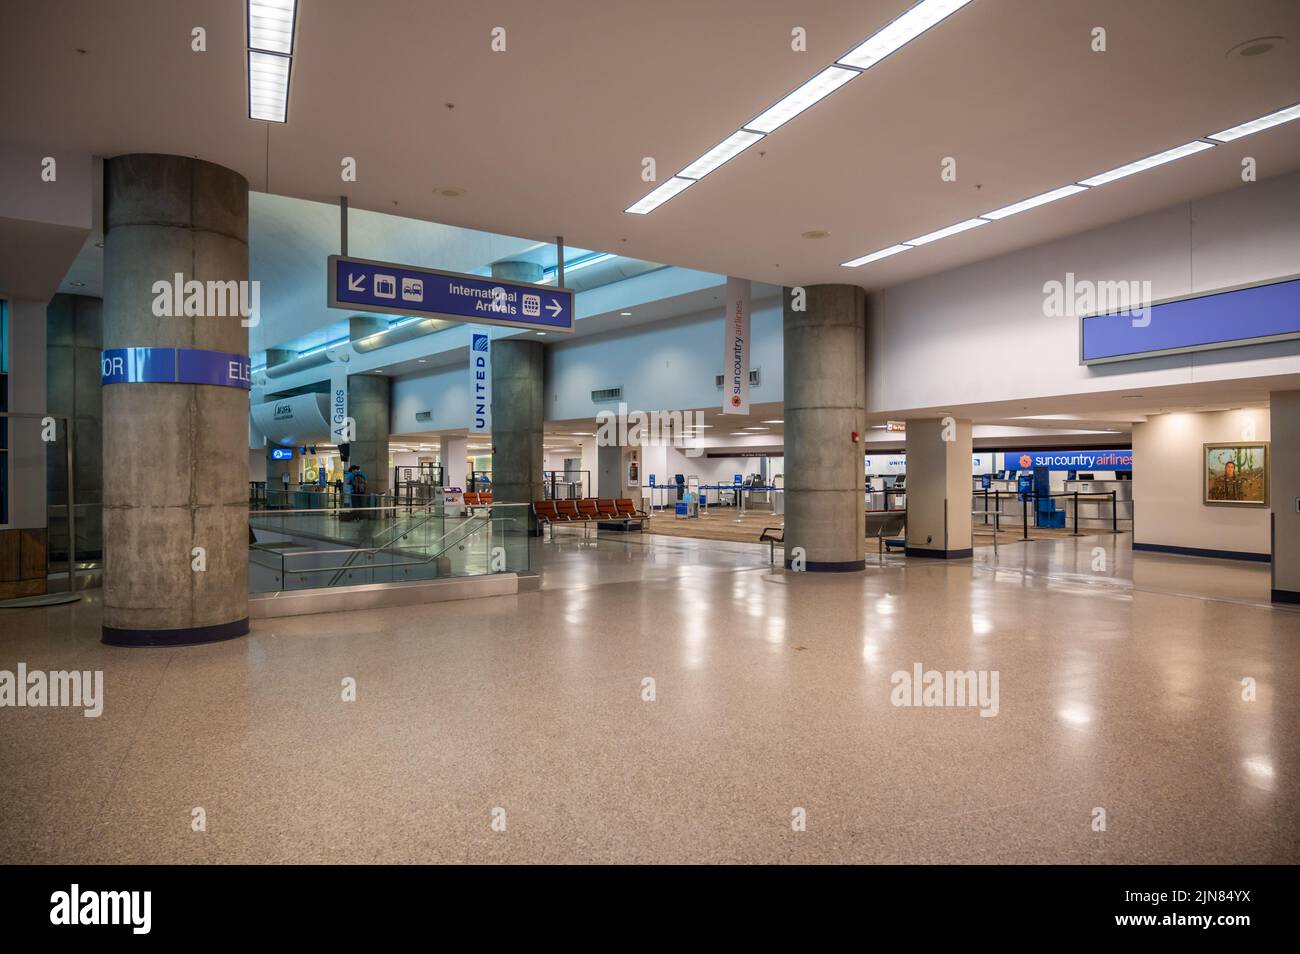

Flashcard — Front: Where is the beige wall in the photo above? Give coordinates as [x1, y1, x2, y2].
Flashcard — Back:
[1271, 391, 1300, 596]
[1133, 408, 1271, 557]
[905, 417, 973, 555]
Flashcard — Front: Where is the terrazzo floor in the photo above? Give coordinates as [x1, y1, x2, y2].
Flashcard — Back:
[1, 531, 1296, 864]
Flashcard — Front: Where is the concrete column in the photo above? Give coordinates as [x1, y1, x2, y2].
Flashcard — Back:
[101, 154, 249, 645]
[488, 260, 545, 530]
[442, 435, 468, 488]
[46, 293, 103, 559]
[490, 339, 544, 528]
[1271, 391, 1300, 604]
[782, 284, 866, 571]
[904, 417, 973, 558]
[346, 374, 391, 494]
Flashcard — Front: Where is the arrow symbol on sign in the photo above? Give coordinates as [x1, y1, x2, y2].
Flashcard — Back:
[546, 300, 562, 318]
[347, 273, 365, 293]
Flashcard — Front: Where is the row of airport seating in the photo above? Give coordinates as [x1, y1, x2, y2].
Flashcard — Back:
[533, 498, 647, 533]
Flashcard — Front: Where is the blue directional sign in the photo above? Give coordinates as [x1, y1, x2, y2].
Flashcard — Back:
[328, 255, 574, 333]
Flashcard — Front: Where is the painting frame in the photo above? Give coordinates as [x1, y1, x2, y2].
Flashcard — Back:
[1203, 442, 1269, 507]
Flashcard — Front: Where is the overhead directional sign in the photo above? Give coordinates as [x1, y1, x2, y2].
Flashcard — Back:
[327, 254, 574, 334]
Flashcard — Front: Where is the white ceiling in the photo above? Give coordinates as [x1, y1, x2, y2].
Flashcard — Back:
[4, 0, 1298, 295]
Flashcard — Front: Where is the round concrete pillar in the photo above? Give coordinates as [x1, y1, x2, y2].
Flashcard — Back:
[101, 154, 251, 645]
[782, 284, 866, 571]
[489, 339, 544, 530]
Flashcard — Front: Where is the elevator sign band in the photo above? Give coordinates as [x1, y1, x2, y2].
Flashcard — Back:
[328, 255, 574, 334]
[101, 347, 250, 389]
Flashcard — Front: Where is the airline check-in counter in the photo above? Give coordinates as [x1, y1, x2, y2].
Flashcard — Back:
[972, 472, 1133, 532]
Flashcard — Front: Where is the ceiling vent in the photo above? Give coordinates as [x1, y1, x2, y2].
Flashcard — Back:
[715, 369, 761, 388]
[591, 386, 624, 403]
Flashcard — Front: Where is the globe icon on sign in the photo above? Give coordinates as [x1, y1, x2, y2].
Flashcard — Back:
[1019, 455, 1033, 468]
[731, 395, 742, 407]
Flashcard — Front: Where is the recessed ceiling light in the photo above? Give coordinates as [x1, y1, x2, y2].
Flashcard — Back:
[1078, 141, 1214, 187]
[1226, 35, 1286, 59]
[762, 420, 784, 424]
[418, 359, 426, 363]
[744, 427, 769, 430]
[535, 332, 547, 336]
[904, 217, 990, 246]
[620, 311, 632, 316]
[70, 281, 85, 287]
[981, 184, 1088, 220]
[1207, 101, 1300, 142]
[801, 229, 831, 240]
[743, 65, 858, 134]
[837, 0, 975, 71]
[842, 244, 912, 268]
[625, 176, 696, 215]
[679, 130, 764, 179]
[433, 186, 466, 198]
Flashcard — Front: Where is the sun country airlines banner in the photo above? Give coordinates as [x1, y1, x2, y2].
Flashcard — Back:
[470, 330, 491, 434]
[723, 277, 751, 414]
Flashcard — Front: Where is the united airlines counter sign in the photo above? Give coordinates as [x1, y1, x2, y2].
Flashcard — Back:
[328, 255, 574, 334]
[101, 347, 251, 389]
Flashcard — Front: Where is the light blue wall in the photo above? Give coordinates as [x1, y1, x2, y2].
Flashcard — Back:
[390, 294, 784, 433]
[546, 297, 784, 421]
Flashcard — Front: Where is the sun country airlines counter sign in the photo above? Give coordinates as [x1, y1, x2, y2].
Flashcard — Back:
[328, 255, 574, 334]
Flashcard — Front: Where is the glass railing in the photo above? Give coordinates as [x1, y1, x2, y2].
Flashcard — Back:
[249, 502, 531, 594]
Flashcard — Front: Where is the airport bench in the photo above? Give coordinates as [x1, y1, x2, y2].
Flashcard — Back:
[865, 510, 907, 555]
[463, 491, 493, 512]
[758, 526, 785, 564]
[533, 497, 647, 537]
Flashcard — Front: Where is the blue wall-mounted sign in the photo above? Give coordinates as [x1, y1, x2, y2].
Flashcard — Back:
[1081, 275, 1300, 365]
[101, 348, 251, 389]
[271, 448, 294, 460]
[327, 255, 574, 334]
[1002, 449, 1132, 472]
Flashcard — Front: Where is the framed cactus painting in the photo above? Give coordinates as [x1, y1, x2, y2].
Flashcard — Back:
[1204, 443, 1269, 506]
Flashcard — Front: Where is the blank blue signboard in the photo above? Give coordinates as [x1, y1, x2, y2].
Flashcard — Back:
[1080, 276, 1300, 365]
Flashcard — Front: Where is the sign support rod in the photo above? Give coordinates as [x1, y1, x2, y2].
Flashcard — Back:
[556, 236, 564, 289]
[340, 196, 349, 256]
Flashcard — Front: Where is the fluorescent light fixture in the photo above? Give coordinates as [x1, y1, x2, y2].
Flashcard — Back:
[743, 66, 859, 134]
[837, 0, 975, 70]
[981, 184, 1088, 220]
[248, 0, 296, 54]
[1078, 140, 1214, 187]
[248, 51, 291, 122]
[743, 427, 769, 430]
[625, 176, 696, 214]
[904, 217, 990, 246]
[679, 130, 764, 179]
[762, 420, 784, 424]
[841, 244, 913, 267]
[1207, 102, 1300, 142]
[563, 252, 615, 273]
[247, 1, 297, 123]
